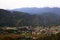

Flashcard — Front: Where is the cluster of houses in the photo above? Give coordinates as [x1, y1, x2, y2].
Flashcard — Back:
[32, 26, 60, 35]
[0, 26, 60, 35]
[0, 26, 32, 34]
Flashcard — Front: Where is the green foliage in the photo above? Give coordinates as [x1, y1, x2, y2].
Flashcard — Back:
[0, 9, 60, 27]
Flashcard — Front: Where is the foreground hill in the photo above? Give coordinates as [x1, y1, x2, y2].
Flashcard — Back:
[0, 9, 60, 27]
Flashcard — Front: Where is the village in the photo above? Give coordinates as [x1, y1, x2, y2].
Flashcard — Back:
[0, 26, 60, 35]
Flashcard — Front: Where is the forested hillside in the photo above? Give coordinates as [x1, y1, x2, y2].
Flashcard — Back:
[0, 9, 60, 27]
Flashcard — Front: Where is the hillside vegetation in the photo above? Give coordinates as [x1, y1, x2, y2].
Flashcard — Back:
[0, 9, 60, 27]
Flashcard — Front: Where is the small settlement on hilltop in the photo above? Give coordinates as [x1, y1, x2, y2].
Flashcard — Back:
[0, 26, 60, 35]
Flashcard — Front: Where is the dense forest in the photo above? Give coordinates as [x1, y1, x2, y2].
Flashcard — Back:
[0, 9, 60, 27]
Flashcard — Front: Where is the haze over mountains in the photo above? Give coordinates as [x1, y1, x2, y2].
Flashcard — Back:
[12, 7, 60, 14]
[0, 7, 60, 27]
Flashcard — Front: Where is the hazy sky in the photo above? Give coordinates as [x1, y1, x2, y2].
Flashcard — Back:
[0, 0, 60, 9]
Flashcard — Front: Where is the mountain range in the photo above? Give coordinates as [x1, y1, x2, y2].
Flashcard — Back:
[0, 7, 60, 27]
[12, 7, 60, 15]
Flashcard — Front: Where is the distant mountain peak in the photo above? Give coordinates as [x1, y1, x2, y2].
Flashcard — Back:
[12, 7, 60, 14]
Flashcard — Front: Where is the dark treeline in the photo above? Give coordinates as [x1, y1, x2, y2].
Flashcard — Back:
[33, 32, 60, 40]
[0, 32, 60, 40]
